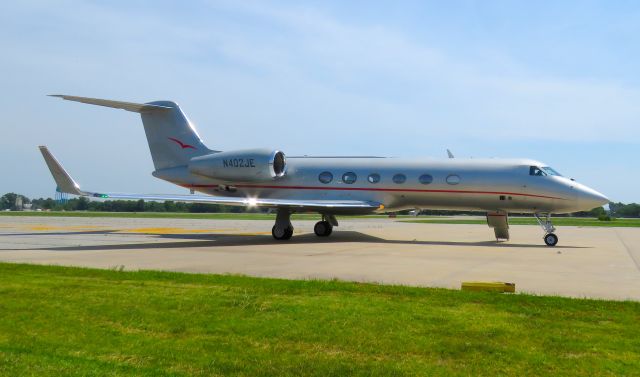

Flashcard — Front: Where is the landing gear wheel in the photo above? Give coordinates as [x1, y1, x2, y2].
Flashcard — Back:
[314, 221, 333, 237]
[272, 225, 294, 240]
[544, 233, 558, 247]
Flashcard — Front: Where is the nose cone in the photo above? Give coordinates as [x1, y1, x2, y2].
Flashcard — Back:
[575, 185, 609, 211]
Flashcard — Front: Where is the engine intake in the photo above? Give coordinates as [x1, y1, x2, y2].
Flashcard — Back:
[189, 148, 287, 182]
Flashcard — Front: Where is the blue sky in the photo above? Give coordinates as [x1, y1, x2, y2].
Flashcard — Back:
[1, 1, 638, 202]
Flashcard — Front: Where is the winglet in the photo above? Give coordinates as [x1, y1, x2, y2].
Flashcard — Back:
[38, 146, 85, 196]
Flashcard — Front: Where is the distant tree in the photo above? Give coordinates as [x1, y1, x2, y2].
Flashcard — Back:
[189, 203, 222, 213]
[76, 197, 89, 211]
[0, 193, 30, 210]
[164, 201, 177, 212]
[610, 202, 640, 218]
[0, 193, 18, 210]
[228, 205, 245, 213]
[87, 201, 103, 211]
[63, 198, 80, 211]
[590, 206, 606, 217]
[31, 197, 56, 210]
[572, 206, 606, 217]
[144, 201, 166, 212]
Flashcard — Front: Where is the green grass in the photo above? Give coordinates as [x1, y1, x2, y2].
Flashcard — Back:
[0, 263, 638, 376]
[404, 217, 640, 227]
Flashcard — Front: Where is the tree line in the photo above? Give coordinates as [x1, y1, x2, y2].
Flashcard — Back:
[1, 192, 639, 217]
[0, 193, 243, 213]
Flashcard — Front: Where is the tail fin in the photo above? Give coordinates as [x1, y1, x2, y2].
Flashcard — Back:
[50, 95, 214, 170]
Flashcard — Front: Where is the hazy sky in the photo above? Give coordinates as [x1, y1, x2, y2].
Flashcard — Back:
[1, 1, 638, 202]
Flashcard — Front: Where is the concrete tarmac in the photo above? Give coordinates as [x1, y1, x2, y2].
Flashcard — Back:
[1, 216, 639, 301]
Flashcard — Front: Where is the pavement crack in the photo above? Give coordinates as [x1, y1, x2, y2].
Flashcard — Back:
[614, 229, 640, 273]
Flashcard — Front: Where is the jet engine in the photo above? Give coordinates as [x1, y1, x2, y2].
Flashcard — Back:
[188, 148, 287, 182]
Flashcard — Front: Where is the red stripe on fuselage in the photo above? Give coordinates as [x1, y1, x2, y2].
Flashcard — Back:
[180, 184, 566, 200]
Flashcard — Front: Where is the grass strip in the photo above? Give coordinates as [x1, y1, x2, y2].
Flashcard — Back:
[0, 263, 638, 376]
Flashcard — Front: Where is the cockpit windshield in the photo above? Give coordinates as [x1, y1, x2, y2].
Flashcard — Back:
[542, 167, 562, 176]
[529, 166, 562, 177]
[529, 166, 544, 176]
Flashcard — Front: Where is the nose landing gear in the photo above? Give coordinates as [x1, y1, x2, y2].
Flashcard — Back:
[544, 233, 558, 247]
[535, 213, 558, 246]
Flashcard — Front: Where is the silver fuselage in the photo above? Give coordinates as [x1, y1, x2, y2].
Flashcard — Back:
[154, 157, 607, 215]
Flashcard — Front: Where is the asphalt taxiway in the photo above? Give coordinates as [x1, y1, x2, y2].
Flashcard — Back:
[1, 216, 639, 300]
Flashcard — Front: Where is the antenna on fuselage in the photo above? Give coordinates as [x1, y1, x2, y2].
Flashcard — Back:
[447, 149, 455, 158]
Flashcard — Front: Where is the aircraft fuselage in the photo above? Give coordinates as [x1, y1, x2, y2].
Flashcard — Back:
[154, 156, 606, 215]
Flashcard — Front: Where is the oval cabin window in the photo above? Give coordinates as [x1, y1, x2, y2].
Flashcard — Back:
[446, 174, 460, 185]
[368, 173, 381, 183]
[392, 174, 406, 184]
[342, 172, 357, 184]
[318, 171, 333, 184]
[419, 174, 433, 184]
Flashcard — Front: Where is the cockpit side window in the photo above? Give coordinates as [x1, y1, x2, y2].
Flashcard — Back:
[529, 166, 546, 176]
[542, 167, 562, 176]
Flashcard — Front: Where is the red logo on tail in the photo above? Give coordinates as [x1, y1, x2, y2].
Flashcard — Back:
[168, 137, 196, 150]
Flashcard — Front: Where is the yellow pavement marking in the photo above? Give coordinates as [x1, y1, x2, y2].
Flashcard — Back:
[119, 227, 236, 234]
[234, 232, 272, 236]
[8, 223, 263, 235]
[23, 225, 106, 231]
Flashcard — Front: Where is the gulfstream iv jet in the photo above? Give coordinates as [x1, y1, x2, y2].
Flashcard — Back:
[40, 95, 609, 246]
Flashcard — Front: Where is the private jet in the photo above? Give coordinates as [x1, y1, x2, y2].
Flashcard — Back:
[40, 95, 609, 246]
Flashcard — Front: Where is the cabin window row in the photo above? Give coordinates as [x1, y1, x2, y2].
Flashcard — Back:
[318, 172, 460, 185]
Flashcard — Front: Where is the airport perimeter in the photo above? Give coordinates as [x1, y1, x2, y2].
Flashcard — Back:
[1, 215, 639, 301]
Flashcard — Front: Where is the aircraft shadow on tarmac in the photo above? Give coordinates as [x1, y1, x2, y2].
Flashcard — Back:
[0, 229, 589, 251]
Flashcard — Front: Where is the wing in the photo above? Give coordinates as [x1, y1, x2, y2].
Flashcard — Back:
[38, 146, 382, 213]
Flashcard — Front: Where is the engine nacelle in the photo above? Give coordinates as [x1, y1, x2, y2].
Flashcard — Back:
[188, 148, 286, 182]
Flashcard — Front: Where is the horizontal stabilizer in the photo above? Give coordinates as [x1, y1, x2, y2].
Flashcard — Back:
[49, 95, 172, 113]
[39, 146, 85, 196]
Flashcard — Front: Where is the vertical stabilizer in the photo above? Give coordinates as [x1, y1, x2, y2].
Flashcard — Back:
[50, 95, 215, 170]
[140, 101, 212, 169]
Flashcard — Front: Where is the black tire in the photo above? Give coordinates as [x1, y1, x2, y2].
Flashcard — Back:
[314, 221, 326, 237]
[283, 226, 294, 240]
[314, 221, 332, 237]
[544, 233, 558, 247]
[272, 225, 294, 240]
[324, 223, 333, 236]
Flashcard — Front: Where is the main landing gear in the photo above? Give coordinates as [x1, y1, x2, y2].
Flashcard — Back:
[314, 214, 338, 238]
[271, 210, 338, 240]
[272, 208, 294, 240]
[535, 213, 558, 247]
